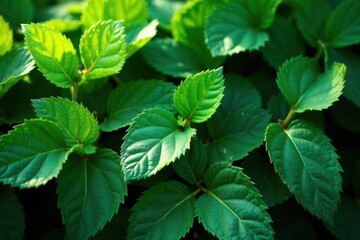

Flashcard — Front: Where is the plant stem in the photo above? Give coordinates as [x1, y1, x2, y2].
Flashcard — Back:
[71, 83, 79, 101]
[282, 107, 295, 129]
[314, 46, 324, 63]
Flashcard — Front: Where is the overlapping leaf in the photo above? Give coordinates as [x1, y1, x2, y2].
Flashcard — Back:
[265, 120, 342, 225]
[148, 0, 185, 29]
[32, 97, 99, 149]
[174, 68, 224, 123]
[0, 119, 73, 188]
[57, 149, 127, 240]
[121, 108, 196, 181]
[196, 162, 274, 240]
[0, 47, 35, 97]
[276, 56, 345, 112]
[205, 0, 281, 56]
[128, 181, 195, 240]
[80, 20, 126, 81]
[0, 15, 12, 56]
[100, 80, 175, 132]
[22, 23, 78, 88]
[324, 0, 360, 47]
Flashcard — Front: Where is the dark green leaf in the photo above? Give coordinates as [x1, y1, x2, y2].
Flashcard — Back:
[32, 97, 99, 146]
[173, 139, 207, 184]
[121, 108, 196, 180]
[196, 162, 274, 240]
[0, 47, 35, 97]
[80, 20, 126, 81]
[23, 23, 79, 88]
[0, 0, 34, 30]
[265, 120, 342, 225]
[57, 149, 127, 240]
[128, 181, 195, 240]
[100, 80, 175, 132]
[148, 0, 185, 29]
[174, 68, 224, 123]
[0, 119, 72, 188]
[0, 186, 25, 240]
[324, 0, 360, 47]
[276, 56, 345, 112]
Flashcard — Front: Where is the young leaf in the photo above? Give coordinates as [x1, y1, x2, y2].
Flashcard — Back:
[57, 149, 127, 240]
[174, 68, 225, 123]
[128, 181, 195, 240]
[80, 20, 126, 81]
[173, 139, 207, 184]
[141, 38, 205, 78]
[100, 80, 175, 132]
[205, 0, 281, 56]
[276, 56, 345, 113]
[0, 15, 12, 56]
[0, 186, 25, 240]
[32, 97, 99, 147]
[324, 0, 360, 47]
[196, 162, 274, 240]
[265, 120, 342, 225]
[125, 20, 158, 58]
[121, 108, 196, 181]
[0, 119, 73, 188]
[0, 47, 35, 97]
[22, 23, 79, 88]
[82, 0, 148, 29]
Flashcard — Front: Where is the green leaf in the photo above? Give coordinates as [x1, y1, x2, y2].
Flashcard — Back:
[276, 56, 345, 113]
[128, 181, 195, 240]
[42, 19, 82, 33]
[125, 20, 158, 58]
[291, 0, 331, 47]
[57, 149, 127, 240]
[261, 16, 306, 69]
[265, 120, 342, 225]
[141, 38, 205, 78]
[196, 162, 274, 240]
[82, 0, 148, 29]
[121, 108, 196, 181]
[0, 47, 35, 97]
[100, 80, 175, 132]
[22, 23, 78, 88]
[174, 68, 224, 123]
[0, 0, 34, 30]
[173, 139, 207, 184]
[148, 0, 185, 29]
[0, 186, 25, 240]
[32, 97, 99, 146]
[0, 119, 72, 188]
[0, 15, 12, 56]
[324, 0, 360, 47]
[205, 0, 281, 56]
[80, 20, 126, 81]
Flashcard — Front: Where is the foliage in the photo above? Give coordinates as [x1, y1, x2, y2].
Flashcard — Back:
[0, 0, 359, 239]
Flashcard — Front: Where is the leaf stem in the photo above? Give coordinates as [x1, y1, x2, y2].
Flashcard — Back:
[282, 107, 295, 129]
[71, 83, 79, 101]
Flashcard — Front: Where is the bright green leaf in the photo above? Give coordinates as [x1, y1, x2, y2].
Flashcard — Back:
[121, 108, 196, 181]
[265, 120, 342, 225]
[205, 0, 281, 56]
[82, 0, 148, 29]
[125, 20, 158, 58]
[196, 162, 274, 240]
[0, 47, 35, 97]
[0, 15, 12, 56]
[57, 149, 127, 240]
[0, 186, 25, 240]
[141, 38, 205, 78]
[32, 97, 99, 146]
[42, 19, 82, 33]
[148, 0, 185, 29]
[100, 80, 175, 132]
[22, 23, 78, 88]
[128, 181, 195, 240]
[173, 139, 207, 184]
[80, 20, 126, 81]
[174, 68, 224, 123]
[276, 56, 345, 113]
[324, 0, 360, 47]
[0, 119, 72, 188]
[291, 0, 331, 47]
